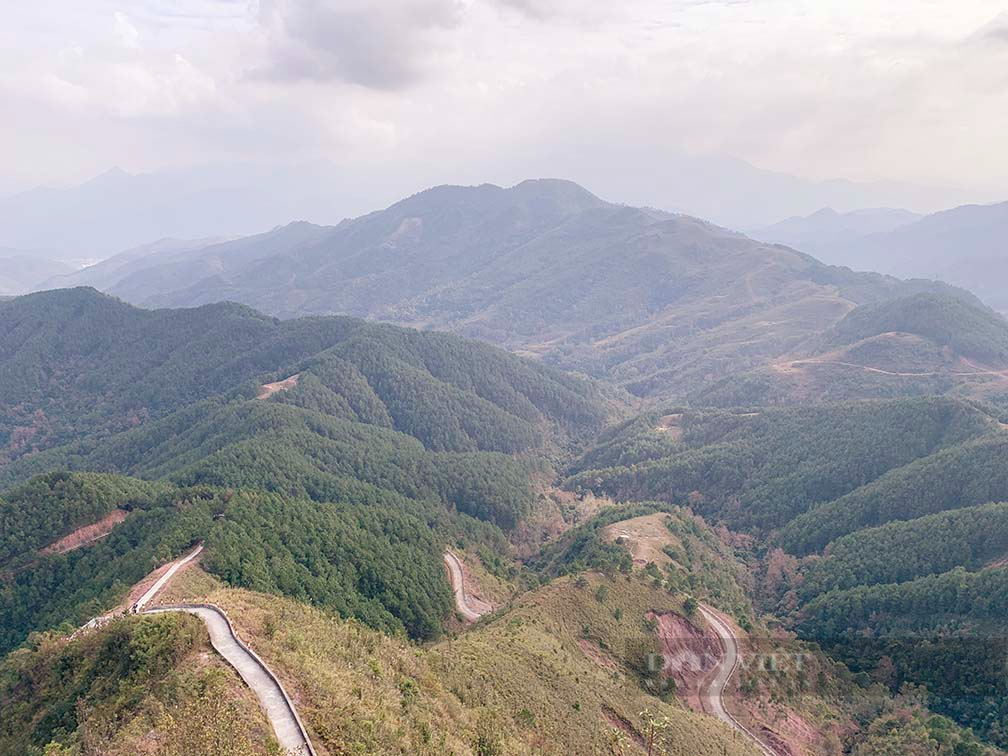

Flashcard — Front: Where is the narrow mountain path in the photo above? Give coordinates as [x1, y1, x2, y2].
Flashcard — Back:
[788, 358, 1008, 379]
[444, 550, 490, 622]
[125, 544, 316, 756]
[145, 604, 315, 756]
[698, 605, 778, 756]
[131, 543, 204, 611]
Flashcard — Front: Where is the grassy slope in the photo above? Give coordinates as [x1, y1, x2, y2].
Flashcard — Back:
[157, 566, 760, 756]
[0, 613, 276, 756]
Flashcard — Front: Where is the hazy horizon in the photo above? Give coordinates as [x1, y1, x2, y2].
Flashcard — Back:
[3, 1, 1006, 211]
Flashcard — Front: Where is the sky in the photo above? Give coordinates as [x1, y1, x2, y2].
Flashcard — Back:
[2, 0, 1006, 202]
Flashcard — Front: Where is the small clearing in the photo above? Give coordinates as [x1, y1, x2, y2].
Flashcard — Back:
[654, 413, 684, 440]
[602, 513, 679, 569]
[40, 509, 128, 555]
[256, 373, 301, 400]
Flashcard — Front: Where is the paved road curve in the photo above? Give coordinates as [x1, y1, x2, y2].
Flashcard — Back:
[444, 550, 488, 622]
[124, 544, 315, 756]
[146, 604, 314, 756]
[699, 605, 778, 756]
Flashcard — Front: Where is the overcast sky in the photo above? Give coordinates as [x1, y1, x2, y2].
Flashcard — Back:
[2, 1, 1006, 199]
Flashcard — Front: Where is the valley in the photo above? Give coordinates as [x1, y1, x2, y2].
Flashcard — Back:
[3, 194, 1008, 755]
[5, 2, 1007, 753]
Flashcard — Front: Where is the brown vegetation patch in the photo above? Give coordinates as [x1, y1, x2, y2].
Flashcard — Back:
[602, 705, 646, 750]
[577, 638, 620, 674]
[256, 373, 300, 400]
[602, 513, 679, 569]
[733, 699, 822, 756]
[40, 509, 128, 555]
[512, 488, 612, 557]
[649, 611, 724, 714]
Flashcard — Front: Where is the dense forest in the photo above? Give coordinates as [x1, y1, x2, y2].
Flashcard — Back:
[6, 287, 1008, 751]
[0, 287, 610, 465]
[566, 398, 997, 531]
[0, 472, 503, 654]
[0, 472, 165, 567]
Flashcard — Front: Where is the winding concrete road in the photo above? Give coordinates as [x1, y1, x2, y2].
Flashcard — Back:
[444, 550, 489, 622]
[698, 605, 778, 756]
[131, 543, 204, 611]
[145, 604, 314, 756]
[115, 544, 315, 756]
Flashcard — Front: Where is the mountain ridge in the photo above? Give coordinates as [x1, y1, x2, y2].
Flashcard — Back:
[45, 180, 972, 400]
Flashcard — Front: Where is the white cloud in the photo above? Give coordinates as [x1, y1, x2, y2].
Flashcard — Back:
[0, 0, 1005, 202]
[253, 0, 465, 88]
[114, 11, 140, 49]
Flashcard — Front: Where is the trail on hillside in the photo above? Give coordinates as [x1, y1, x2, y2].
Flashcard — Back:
[697, 605, 779, 756]
[788, 358, 1008, 379]
[443, 550, 491, 622]
[78, 545, 316, 756]
[145, 604, 314, 756]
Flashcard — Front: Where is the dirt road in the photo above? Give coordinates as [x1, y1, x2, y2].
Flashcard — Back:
[444, 550, 490, 622]
[698, 605, 778, 756]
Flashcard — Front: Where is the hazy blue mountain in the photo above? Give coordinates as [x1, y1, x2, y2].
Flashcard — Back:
[750, 206, 922, 262]
[0, 251, 73, 296]
[755, 201, 1008, 311]
[3, 157, 988, 262]
[0, 164, 359, 261]
[52, 179, 967, 399]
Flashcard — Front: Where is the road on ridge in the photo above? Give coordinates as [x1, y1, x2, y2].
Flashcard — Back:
[699, 605, 778, 756]
[100, 543, 316, 756]
[145, 604, 314, 756]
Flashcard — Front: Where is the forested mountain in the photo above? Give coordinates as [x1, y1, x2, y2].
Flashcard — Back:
[0, 287, 609, 465]
[566, 398, 1000, 532]
[0, 288, 611, 654]
[47, 180, 966, 399]
[566, 397, 1008, 744]
[5, 288, 1008, 752]
[695, 292, 1008, 407]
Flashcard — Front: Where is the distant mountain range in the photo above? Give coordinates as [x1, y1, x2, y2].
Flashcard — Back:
[1, 157, 990, 262]
[754, 201, 1008, 311]
[0, 251, 73, 296]
[751, 207, 923, 254]
[47, 178, 973, 400]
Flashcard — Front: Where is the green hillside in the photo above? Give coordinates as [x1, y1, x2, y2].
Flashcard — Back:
[51, 181, 968, 400]
[694, 292, 1008, 408]
[0, 472, 501, 654]
[566, 398, 1008, 744]
[823, 292, 1008, 362]
[0, 287, 609, 466]
[565, 398, 996, 531]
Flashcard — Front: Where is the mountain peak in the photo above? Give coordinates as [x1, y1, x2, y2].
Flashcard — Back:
[82, 167, 133, 189]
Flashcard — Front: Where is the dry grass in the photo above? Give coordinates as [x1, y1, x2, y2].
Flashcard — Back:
[159, 567, 761, 755]
[601, 513, 683, 570]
